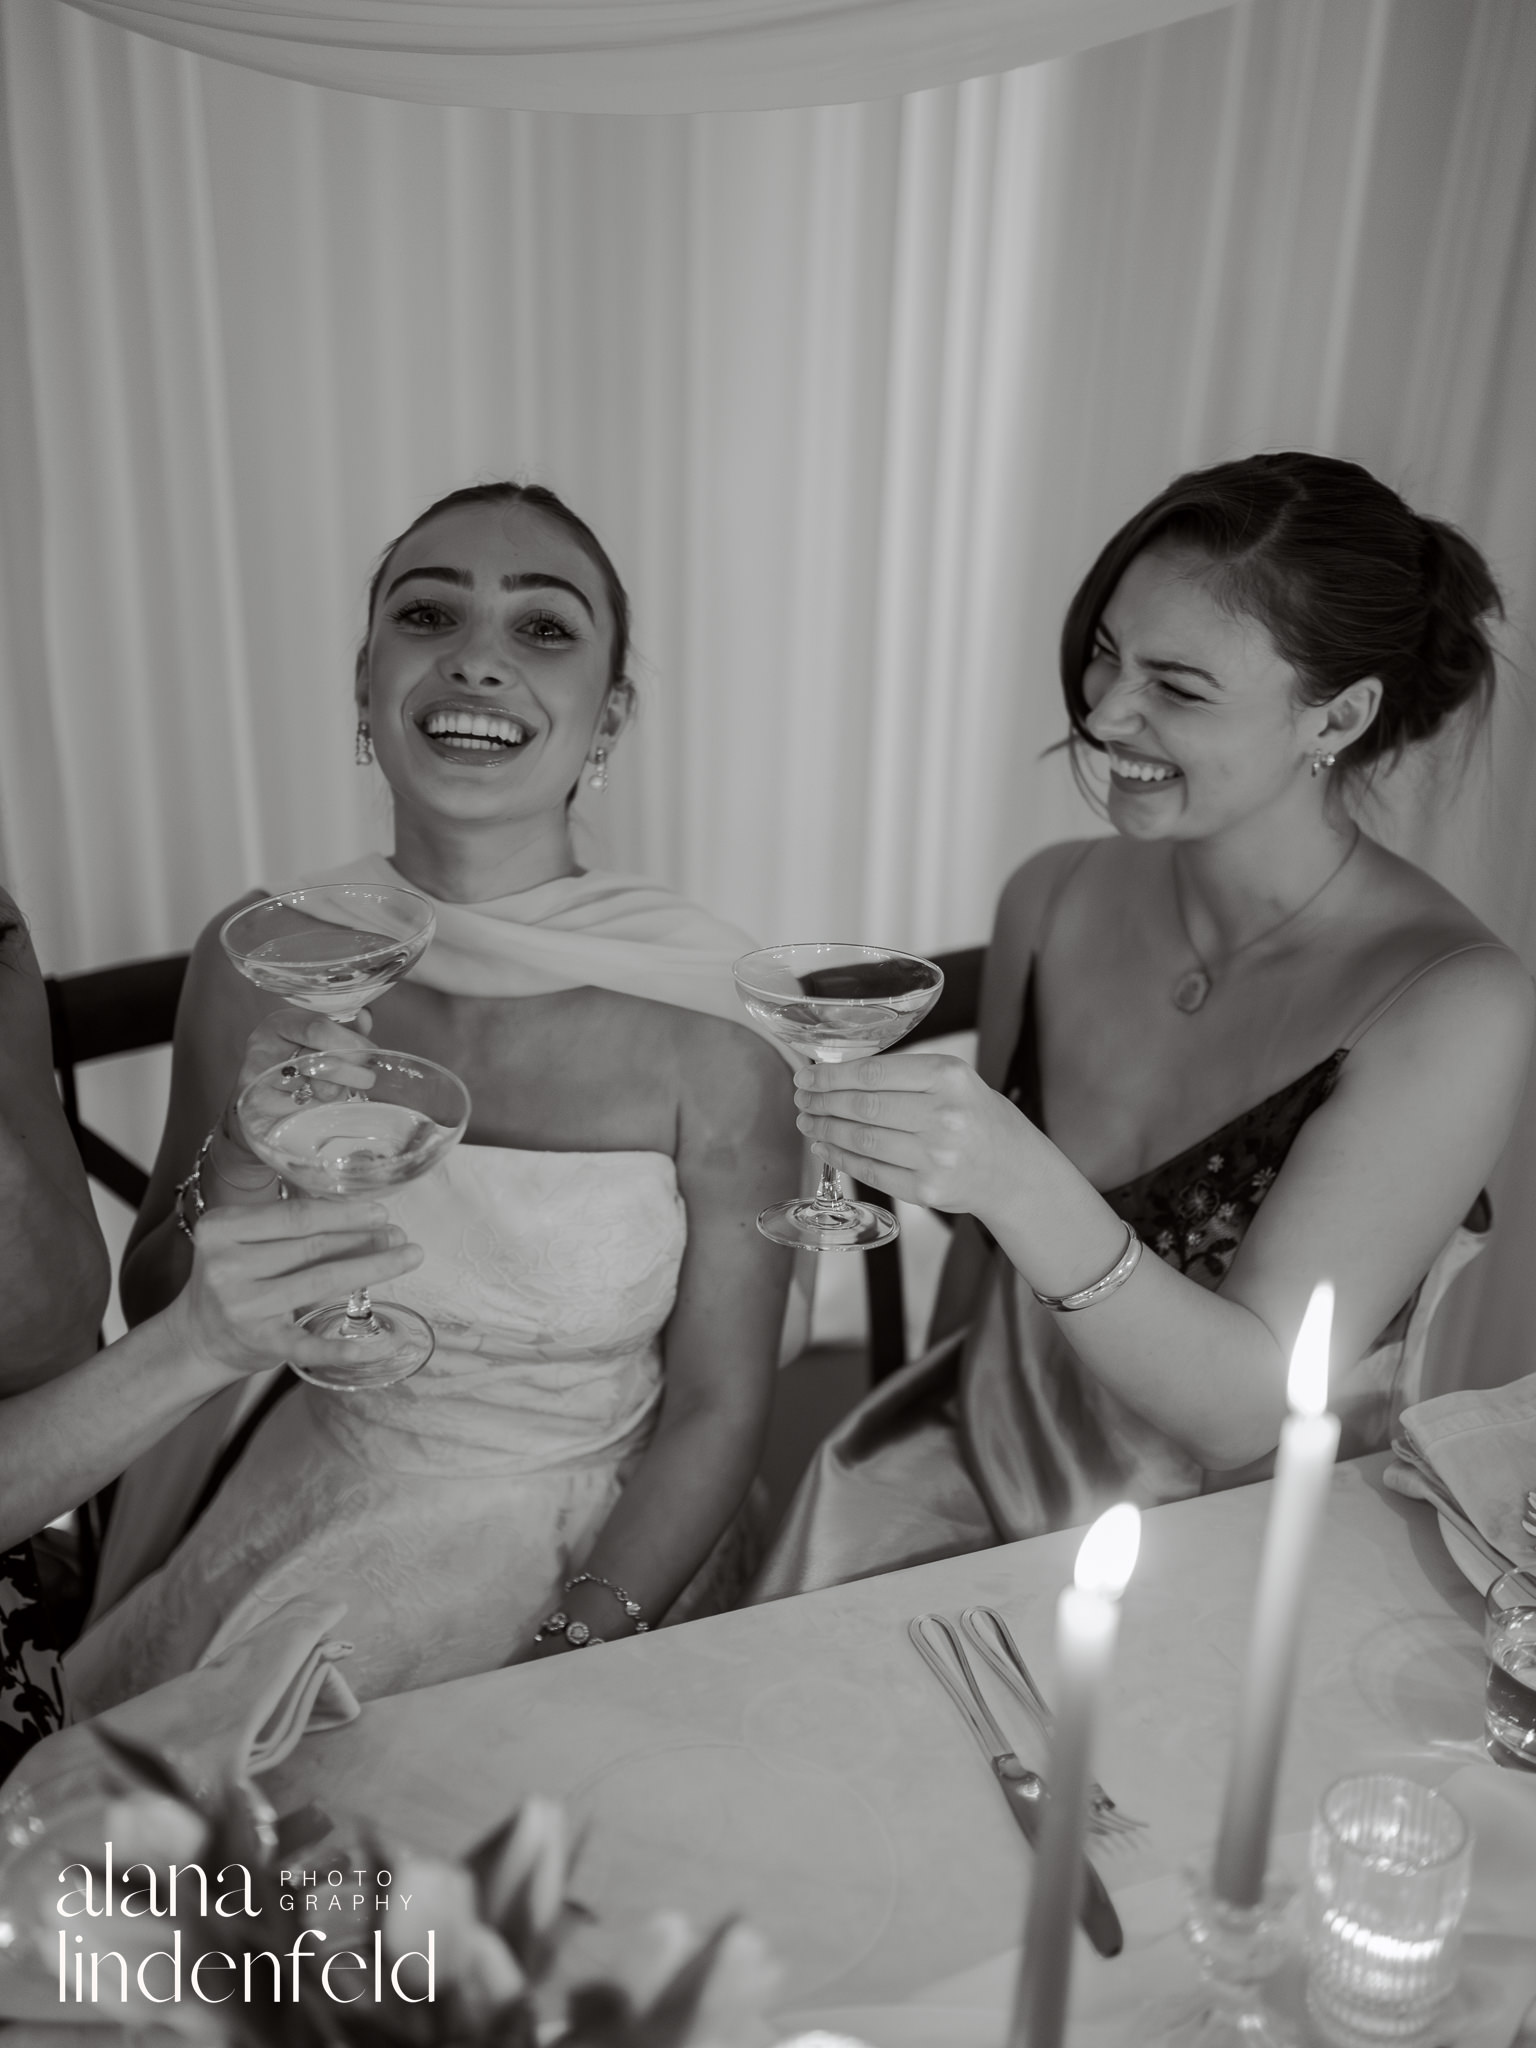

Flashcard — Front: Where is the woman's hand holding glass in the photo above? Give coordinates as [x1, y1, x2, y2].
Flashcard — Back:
[210, 1008, 380, 1185]
[235, 1046, 470, 1389]
[794, 1050, 1031, 1220]
[169, 1199, 423, 1381]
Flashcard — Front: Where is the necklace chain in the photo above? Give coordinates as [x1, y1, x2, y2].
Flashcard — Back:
[1169, 828, 1363, 1014]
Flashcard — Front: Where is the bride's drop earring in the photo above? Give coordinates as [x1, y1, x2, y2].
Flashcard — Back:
[1309, 750, 1337, 777]
[355, 717, 373, 767]
[587, 746, 609, 792]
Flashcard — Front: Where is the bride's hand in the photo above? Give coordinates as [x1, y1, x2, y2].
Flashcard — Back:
[217, 1008, 379, 1168]
[168, 1197, 423, 1378]
[793, 1051, 1032, 1217]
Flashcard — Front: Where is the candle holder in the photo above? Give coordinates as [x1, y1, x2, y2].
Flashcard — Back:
[1156, 1867, 1298, 2047]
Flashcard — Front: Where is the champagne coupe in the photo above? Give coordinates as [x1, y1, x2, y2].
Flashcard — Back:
[237, 1047, 470, 1391]
[734, 943, 944, 1251]
[220, 883, 436, 1023]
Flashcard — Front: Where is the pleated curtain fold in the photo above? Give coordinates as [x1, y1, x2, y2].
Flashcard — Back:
[52, 0, 1234, 110]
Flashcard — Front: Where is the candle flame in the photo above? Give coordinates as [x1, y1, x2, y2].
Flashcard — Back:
[1287, 1281, 1334, 1418]
[1074, 1502, 1141, 1599]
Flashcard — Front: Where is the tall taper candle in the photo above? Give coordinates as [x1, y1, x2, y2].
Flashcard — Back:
[1010, 1502, 1141, 2048]
[1211, 1282, 1341, 1908]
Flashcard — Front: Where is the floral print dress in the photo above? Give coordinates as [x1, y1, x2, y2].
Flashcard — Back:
[750, 954, 1490, 1601]
[1, 1542, 64, 1781]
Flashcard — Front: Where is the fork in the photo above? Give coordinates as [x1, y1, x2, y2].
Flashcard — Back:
[960, 1605, 1146, 1836]
[908, 1614, 1126, 1957]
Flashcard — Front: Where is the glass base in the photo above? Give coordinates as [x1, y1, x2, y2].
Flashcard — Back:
[293, 1299, 434, 1391]
[756, 1195, 899, 1251]
[1148, 1872, 1298, 2048]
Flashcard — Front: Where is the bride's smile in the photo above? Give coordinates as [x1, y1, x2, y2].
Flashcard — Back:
[359, 500, 622, 829]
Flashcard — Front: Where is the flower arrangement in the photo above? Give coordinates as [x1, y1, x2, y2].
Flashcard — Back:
[0, 1730, 778, 2047]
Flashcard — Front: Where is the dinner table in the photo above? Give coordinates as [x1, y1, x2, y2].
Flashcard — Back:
[264, 1453, 1535, 2045]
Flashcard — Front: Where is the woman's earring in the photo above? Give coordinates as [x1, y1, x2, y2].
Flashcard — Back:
[1309, 750, 1337, 777]
[355, 717, 373, 767]
[587, 746, 609, 792]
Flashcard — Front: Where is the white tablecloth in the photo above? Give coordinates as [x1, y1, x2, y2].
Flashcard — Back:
[264, 1456, 1527, 2036]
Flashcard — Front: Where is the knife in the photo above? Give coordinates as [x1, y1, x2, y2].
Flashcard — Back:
[908, 1615, 1125, 1959]
[990, 1752, 1124, 1958]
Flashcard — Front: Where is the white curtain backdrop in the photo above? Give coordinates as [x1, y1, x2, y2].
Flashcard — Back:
[52, 0, 1235, 110]
[3, 0, 1535, 1386]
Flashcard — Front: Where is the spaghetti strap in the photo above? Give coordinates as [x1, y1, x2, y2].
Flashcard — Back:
[1342, 941, 1510, 1051]
[1036, 839, 1099, 959]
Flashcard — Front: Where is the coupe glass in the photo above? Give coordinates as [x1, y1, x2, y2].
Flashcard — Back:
[220, 883, 436, 1022]
[734, 943, 944, 1250]
[237, 1046, 469, 1391]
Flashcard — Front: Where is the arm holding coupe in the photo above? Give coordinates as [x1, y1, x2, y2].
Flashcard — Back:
[0, 1200, 422, 1552]
[0, 887, 423, 1552]
[807, 845, 1535, 1472]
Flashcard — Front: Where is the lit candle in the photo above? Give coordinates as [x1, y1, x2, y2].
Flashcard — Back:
[1010, 1502, 1141, 2048]
[1211, 1281, 1342, 1908]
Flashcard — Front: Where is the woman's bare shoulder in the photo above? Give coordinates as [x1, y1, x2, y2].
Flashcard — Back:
[1349, 841, 1527, 981]
[974, 839, 1112, 1076]
[563, 985, 789, 1091]
[585, 992, 795, 1160]
[990, 836, 1124, 982]
[1341, 841, 1533, 1051]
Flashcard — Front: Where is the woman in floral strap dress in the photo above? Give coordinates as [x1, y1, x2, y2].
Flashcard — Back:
[754, 452, 1532, 1597]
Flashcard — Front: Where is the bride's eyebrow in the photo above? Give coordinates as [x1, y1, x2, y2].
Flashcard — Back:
[384, 566, 472, 601]
[500, 572, 595, 621]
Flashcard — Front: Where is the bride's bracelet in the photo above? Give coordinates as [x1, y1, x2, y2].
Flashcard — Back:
[564, 1571, 649, 1633]
[174, 1122, 287, 1241]
[1030, 1222, 1142, 1313]
[533, 1572, 650, 1651]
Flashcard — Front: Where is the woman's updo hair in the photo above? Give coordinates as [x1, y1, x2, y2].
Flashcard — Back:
[1060, 452, 1502, 777]
[362, 480, 632, 691]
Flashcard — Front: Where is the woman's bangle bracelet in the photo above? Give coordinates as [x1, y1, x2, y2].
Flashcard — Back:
[174, 1122, 287, 1241]
[1031, 1222, 1142, 1313]
[563, 1571, 650, 1633]
[174, 1131, 215, 1242]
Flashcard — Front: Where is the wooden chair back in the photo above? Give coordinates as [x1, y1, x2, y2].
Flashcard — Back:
[45, 953, 189, 1209]
[856, 944, 984, 1382]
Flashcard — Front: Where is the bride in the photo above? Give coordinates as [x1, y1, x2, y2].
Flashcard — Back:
[67, 482, 798, 1708]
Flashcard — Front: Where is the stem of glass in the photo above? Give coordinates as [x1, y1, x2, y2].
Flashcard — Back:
[344, 1288, 382, 1335]
[809, 1055, 854, 1216]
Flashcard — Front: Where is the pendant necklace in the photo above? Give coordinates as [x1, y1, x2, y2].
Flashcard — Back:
[1169, 827, 1363, 1014]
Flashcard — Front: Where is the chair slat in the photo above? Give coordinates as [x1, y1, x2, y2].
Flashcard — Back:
[45, 951, 190, 1208]
[863, 944, 985, 1382]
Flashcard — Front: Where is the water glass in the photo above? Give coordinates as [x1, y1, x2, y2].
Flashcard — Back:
[1305, 1774, 1471, 2047]
[1484, 1569, 1536, 1765]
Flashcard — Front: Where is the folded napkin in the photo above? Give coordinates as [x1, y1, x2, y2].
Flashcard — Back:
[788, 1768, 1536, 2048]
[1385, 1371, 1536, 1583]
[7, 1590, 358, 1818]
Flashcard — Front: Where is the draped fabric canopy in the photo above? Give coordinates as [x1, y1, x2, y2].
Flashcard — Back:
[4, 0, 1536, 1393]
[55, 0, 1233, 110]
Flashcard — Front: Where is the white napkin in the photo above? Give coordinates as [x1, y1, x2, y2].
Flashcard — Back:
[787, 1766, 1536, 2048]
[8, 1590, 358, 1816]
[1386, 1372, 1536, 1581]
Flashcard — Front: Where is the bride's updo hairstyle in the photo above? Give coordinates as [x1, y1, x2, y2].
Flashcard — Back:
[361, 480, 633, 692]
[1059, 452, 1502, 784]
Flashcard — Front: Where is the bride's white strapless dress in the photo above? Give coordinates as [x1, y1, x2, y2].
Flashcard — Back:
[65, 1146, 686, 1712]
